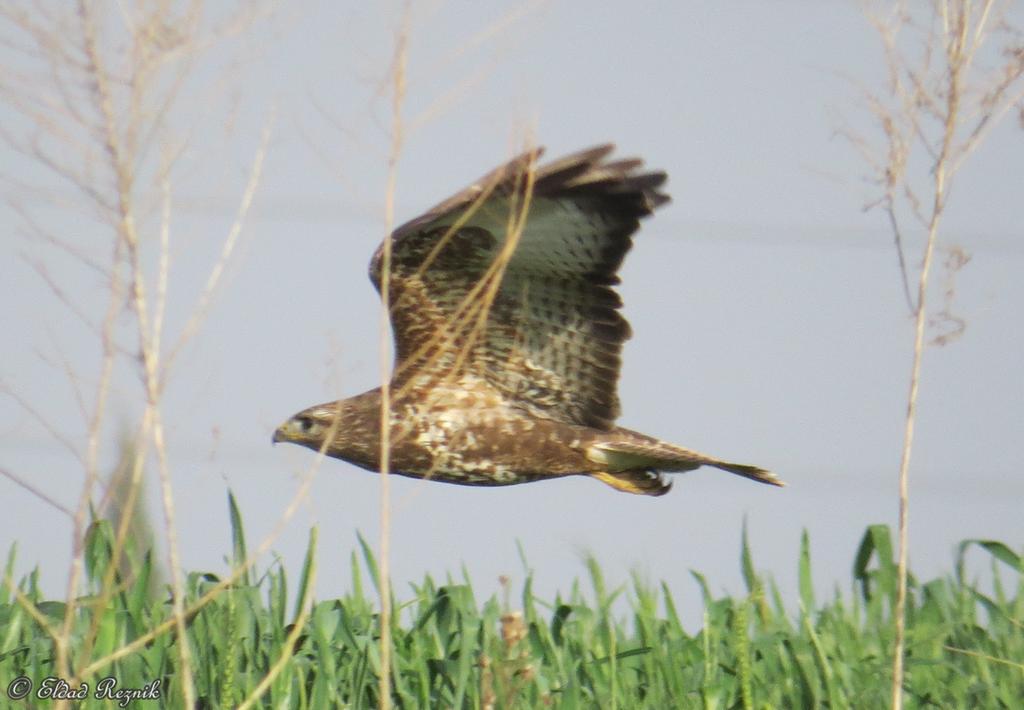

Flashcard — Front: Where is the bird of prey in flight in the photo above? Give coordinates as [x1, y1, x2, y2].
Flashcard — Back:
[274, 145, 782, 496]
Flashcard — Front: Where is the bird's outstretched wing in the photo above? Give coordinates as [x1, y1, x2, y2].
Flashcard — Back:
[368, 145, 669, 429]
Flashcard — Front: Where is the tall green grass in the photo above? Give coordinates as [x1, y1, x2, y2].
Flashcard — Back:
[1, 495, 1020, 708]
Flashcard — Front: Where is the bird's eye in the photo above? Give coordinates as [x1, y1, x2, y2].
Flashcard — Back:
[297, 416, 314, 432]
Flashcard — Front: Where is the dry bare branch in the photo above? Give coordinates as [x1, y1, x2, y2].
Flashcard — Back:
[853, 3, 1024, 708]
[0, 465, 74, 517]
[1, 2, 277, 703]
[376, 6, 411, 705]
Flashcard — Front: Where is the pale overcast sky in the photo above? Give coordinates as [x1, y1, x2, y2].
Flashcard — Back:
[2, 2, 1022, 626]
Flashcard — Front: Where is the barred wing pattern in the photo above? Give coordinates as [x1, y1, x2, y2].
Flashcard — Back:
[369, 145, 670, 430]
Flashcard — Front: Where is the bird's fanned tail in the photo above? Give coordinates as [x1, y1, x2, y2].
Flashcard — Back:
[709, 461, 784, 487]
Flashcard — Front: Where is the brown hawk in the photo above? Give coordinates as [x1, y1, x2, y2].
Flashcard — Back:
[273, 145, 782, 496]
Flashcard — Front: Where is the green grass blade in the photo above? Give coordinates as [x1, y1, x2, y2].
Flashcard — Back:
[799, 529, 815, 612]
[228, 490, 251, 587]
[295, 525, 318, 619]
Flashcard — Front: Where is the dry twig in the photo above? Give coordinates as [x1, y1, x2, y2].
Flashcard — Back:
[853, 3, 1024, 707]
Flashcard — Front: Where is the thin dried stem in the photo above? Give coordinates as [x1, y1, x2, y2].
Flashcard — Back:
[1, 2, 274, 703]
[0, 384, 84, 466]
[164, 112, 274, 372]
[943, 644, 1024, 671]
[0, 465, 74, 517]
[73, 2, 197, 701]
[853, 2, 1024, 708]
[52, 4, 127, 685]
[891, 9, 965, 707]
[884, 200, 917, 313]
[376, 6, 410, 706]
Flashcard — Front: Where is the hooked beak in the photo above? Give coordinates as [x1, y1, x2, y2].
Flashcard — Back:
[272, 425, 286, 445]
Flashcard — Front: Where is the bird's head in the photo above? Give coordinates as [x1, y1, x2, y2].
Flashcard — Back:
[273, 391, 382, 468]
[272, 404, 342, 452]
